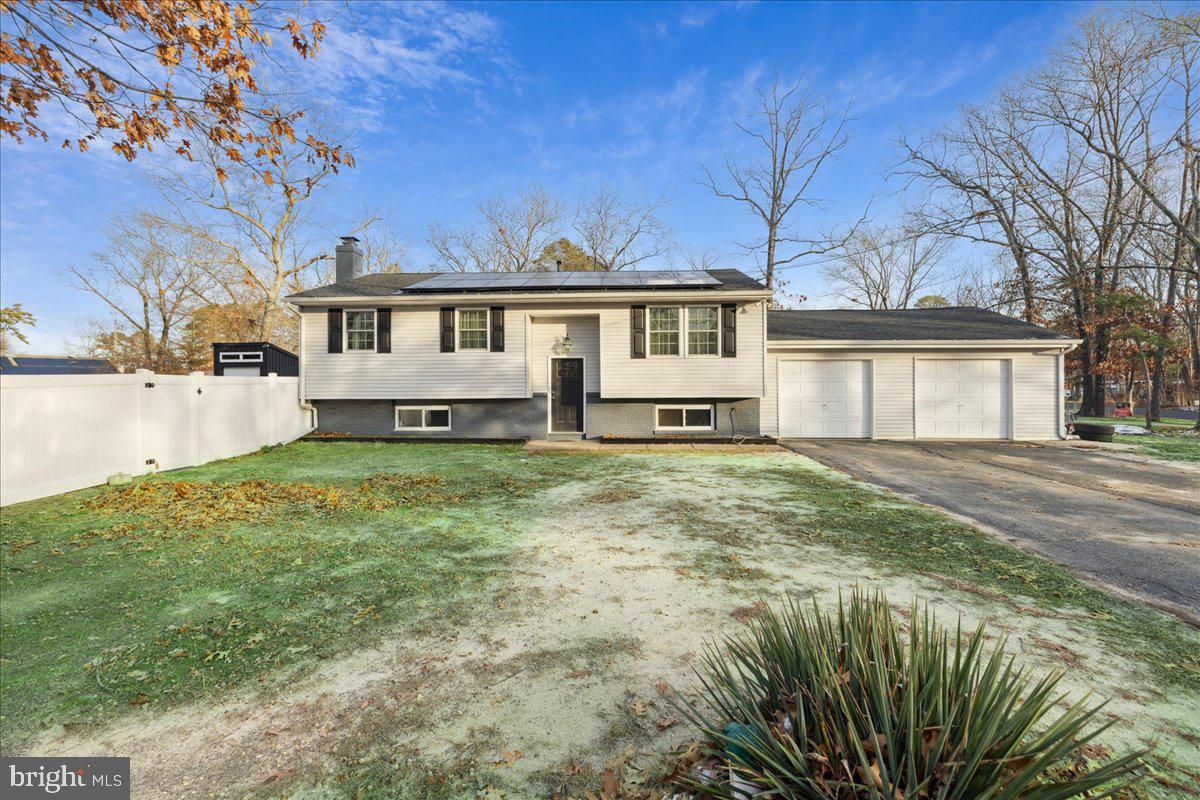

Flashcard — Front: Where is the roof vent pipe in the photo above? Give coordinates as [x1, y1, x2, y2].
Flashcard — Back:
[556, 259, 562, 271]
[335, 236, 363, 283]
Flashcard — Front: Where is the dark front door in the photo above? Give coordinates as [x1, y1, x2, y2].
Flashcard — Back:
[551, 358, 584, 433]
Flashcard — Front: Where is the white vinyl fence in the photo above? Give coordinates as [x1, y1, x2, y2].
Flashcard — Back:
[0, 370, 315, 506]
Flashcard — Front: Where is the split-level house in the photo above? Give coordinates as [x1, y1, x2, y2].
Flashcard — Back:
[286, 237, 1078, 441]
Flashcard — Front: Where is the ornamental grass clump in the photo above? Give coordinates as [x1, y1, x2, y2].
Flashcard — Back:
[675, 590, 1145, 799]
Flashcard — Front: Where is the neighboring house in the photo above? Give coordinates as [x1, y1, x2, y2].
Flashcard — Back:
[0, 355, 118, 375]
[286, 237, 1078, 441]
[212, 342, 299, 377]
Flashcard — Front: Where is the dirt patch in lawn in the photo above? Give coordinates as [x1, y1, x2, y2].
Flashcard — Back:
[27, 451, 1200, 799]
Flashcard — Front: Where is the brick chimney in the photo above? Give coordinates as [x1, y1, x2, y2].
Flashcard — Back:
[335, 236, 363, 283]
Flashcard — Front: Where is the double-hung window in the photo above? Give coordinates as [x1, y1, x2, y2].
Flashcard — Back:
[646, 306, 721, 357]
[648, 307, 680, 356]
[687, 306, 719, 355]
[345, 310, 375, 351]
[458, 309, 488, 350]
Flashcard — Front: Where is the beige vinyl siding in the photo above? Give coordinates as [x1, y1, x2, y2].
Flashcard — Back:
[302, 306, 528, 400]
[764, 347, 1064, 440]
[527, 315, 601, 394]
[599, 300, 766, 399]
[1011, 352, 1062, 439]
[303, 299, 765, 401]
[873, 356, 917, 438]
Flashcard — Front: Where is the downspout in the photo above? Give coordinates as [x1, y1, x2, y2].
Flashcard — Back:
[1058, 342, 1079, 439]
[296, 306, 318, 431]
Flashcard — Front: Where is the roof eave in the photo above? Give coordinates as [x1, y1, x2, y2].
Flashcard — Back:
[767, 338, 1081, 349]
[287, 288, 772, 305]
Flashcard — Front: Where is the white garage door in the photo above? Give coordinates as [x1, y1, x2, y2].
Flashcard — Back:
[916, 359, 1009, 439]
[778, 360, 870, 438]
[221, 366, 261, 377]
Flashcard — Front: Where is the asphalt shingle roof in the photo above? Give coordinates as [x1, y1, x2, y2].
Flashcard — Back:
[287, 269, 765, 299]
[767, 307, 1072, 341]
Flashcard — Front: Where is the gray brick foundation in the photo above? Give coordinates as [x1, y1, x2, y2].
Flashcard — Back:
[314, 397, 547, 439]
[585, 397, 759, 438]
[313, 396, 760, 439]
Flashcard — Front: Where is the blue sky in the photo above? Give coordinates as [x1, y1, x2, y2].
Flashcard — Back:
[0, 0, 1091, 353]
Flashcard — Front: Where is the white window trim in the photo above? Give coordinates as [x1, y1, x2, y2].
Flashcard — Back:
[654, 403, 716, 431]
[218, 351, 264, 363]
[457, 308, 490, 351]
[685, 305, 721, 358]
[647, 305, 682, 357]
[394, 405, 452, 432]
[344, 309, 377, 353]
[646, 305, 722, 358]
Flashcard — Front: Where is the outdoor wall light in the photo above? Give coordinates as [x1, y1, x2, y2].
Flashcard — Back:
[561, 335, 573, 353]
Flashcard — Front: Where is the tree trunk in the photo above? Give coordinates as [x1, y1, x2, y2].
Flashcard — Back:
[1015, 250, 1036, 323]
[1077, 342, 1106, 417]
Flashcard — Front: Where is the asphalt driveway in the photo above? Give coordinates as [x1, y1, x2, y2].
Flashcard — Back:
[781, 440, 1200, 620]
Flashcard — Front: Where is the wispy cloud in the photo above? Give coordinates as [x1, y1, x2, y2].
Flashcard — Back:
[834, 23, 1014, 110]
[278, 1, 513, 133]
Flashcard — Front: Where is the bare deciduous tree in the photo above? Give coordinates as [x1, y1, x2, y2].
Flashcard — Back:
[153, 118, 341, 344]
[701, 74, 853, 289]
[427, 183, 563, 272]
[823, 224, 951, 309]
[65, 210, 217, 371]
[572, 183, 671, 271]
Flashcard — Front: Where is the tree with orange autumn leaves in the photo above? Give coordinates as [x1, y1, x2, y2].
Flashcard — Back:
[0, 0, 350, 182]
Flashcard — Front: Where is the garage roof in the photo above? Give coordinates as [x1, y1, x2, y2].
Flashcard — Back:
[768, 307, 1072, 341]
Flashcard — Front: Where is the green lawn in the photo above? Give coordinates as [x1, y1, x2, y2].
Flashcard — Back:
[1073, 415, 1200, 463]
[0, 442, 613, 745]
[2, 443, 1198, 799]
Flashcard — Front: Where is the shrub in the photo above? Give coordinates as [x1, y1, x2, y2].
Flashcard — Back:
[674, 590, 1145, 799]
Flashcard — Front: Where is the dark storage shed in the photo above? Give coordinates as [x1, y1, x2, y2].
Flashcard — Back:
[212, 342, 298, 377]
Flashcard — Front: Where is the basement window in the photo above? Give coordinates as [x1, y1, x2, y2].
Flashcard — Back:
[395, 406, 452, 431]
[654, 404, 714, 431]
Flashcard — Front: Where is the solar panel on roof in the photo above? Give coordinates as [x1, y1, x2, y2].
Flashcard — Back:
[524, 273, 569, 286]
[402, 269, 733, 293]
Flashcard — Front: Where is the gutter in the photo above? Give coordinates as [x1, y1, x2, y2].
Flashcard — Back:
[766, 338, 1082, 351]
[287, 289, 774, 306]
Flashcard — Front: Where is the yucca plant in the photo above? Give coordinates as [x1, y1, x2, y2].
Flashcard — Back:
[674, 590, 1145, 799]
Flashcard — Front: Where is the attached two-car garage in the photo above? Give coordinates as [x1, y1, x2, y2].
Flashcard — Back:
[765, 308, 1075, 441]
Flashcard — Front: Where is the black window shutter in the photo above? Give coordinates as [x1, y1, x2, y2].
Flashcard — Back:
[490, 306, 505, 352]
[328, 308, 343, 353]
[630, 305, 646, 359]
[440, 307, 455, 352]
[721, 303, 737, 357]
[376, 308, 391, 353]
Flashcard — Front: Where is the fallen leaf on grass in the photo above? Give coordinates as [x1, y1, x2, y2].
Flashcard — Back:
[600, 768, 620, 798]
[656, 713, 678, 731]
[565, 668, 592, 679]
[260, 768, 293, 785]
[629, 698, 648, 717]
